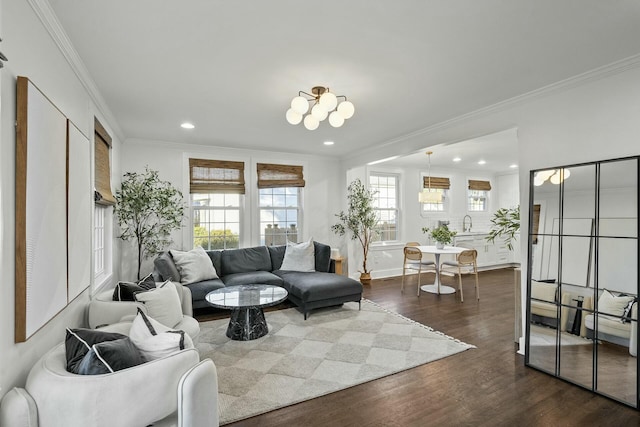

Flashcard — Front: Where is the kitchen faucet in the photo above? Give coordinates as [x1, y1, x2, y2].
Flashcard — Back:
[463, 215, 472, 232]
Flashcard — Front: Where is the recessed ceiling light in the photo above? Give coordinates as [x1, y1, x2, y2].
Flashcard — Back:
[453, 157, 462, 162]
[509, 164, 518, 169]
[478, 160, 486, 165]
[181, 122, 195, 129]
[323, 141, 334, 146]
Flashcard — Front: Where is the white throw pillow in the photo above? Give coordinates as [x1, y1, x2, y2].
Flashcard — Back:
[598, 289, 635, 317]
[280, 239, 315, 272]
[134, 282, 183, 328]
[170, 246, 218, 284]
[129, 310, 193, 360]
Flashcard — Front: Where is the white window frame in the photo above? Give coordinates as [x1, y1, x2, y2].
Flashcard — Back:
[192, 193, 243, 250]
[258, 187, 303, 245]
[468, 189, 490, 212]
[93, 205, 113, 291]
[370, 173, 400, 243]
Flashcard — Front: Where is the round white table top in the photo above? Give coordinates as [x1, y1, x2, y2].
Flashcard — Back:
[416, 245, 466, 255]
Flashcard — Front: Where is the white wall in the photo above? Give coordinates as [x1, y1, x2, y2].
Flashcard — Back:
[359, 163, 504, 280]
[0, 0, 121, 394]
[341, 61, 640, 351]
[120, 139, 345, 280]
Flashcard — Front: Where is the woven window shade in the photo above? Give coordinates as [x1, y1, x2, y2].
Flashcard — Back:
[94, 118, 116, 206]
[468, 180, 492, 191]
[257, 163, 305, 188]
[422, 176, 450, 190]
[189, 158, 245, 194]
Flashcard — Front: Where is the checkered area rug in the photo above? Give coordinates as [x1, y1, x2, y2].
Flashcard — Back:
[197, 299, 475, 425]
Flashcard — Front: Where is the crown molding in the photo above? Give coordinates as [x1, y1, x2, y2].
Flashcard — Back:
[27, 0, 125, 141]
[353, 53, 640, 160]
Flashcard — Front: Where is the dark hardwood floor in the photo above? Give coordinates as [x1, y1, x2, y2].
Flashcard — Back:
[195, 269, 640, 426]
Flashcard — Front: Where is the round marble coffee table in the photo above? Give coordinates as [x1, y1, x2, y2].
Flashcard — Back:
[205, 284, 288, 341]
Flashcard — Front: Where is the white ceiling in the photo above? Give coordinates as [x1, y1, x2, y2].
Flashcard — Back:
[48, 1, 640, 161]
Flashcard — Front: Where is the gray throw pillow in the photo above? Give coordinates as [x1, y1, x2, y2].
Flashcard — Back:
[154, 252, 182, 282]
[77, 337, 146, 375]
[170, 247, 219, 284]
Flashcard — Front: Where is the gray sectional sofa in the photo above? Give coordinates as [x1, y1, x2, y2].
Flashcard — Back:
[153, 241, 362, 319]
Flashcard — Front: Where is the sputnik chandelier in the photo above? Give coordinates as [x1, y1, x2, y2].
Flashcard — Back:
[286, 86, 355, 130]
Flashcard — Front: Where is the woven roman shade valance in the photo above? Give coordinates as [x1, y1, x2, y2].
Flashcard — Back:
[94, 118, 116, 206]
[468, 180, 492, 191]
[257, 163, 305, 188]
[422, 176, 450, 190]
[189, 158, 245, 194]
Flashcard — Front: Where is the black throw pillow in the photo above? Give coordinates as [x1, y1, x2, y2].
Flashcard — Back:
[137, 273, 157, 290]
[77, 337, 147, 375]
[112, 273, 157, 301]
[65, 328, 127, 373]
[112, 282, 146, 301]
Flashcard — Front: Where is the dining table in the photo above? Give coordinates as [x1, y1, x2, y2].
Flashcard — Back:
[417, 245, 466, 295]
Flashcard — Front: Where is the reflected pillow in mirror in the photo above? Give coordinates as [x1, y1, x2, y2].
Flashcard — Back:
[530, 281, 557, 303]
[598, 289, 635, 318]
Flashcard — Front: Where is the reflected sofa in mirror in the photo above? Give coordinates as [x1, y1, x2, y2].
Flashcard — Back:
[525, 156, 639, 408]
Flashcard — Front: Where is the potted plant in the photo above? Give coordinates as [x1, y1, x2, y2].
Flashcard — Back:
[422, 225, 457, 249]
[486, 205, 520, 250]
[332, 178, 379, 285]
[115, 167, 185, 279]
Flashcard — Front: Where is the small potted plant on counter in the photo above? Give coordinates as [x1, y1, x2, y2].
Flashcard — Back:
[422, 225, 457, 249]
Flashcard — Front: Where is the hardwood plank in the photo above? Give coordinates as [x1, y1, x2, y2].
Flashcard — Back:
[195, 269, 640, 426]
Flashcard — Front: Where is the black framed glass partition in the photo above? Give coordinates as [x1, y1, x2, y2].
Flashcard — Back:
[525, 156, 639, 408]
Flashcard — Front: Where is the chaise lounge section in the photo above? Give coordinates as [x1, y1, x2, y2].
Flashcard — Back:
[154, 241, 362, 319]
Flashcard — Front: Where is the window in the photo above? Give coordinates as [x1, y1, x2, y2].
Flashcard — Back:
[257, 163, 305, 245]
[189, 158, 245, 249]
[94, 118, 114, 289]
[468, 180, 491, 212]
[93, 205, 112, 285]
[259, 188, 301, 245]
[421, 175, 450, 213]
[192, 193, 241, 249]
[370, 174, 398, 242]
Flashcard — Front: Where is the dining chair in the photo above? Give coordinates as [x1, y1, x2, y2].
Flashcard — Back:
[401, 243, 436, 296]
[439, 249, 479, 302]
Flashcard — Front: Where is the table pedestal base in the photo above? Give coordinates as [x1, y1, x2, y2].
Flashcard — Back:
[227, 307, 268, 340]
[421, 284, 456, 295]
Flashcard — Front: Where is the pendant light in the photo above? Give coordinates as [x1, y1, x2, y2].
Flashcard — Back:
[419, 151, 443, 203]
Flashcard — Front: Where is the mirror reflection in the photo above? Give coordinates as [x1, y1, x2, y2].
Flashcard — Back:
[527, 157, 639, 408]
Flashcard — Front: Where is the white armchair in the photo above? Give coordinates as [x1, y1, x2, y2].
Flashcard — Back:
[88, 281, 200, 344]
[584, 297, 637, 356]
[0, 322, 219, 427]
[530, 281, 571, 332]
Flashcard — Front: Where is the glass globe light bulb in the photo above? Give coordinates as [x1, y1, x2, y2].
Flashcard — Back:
[337, 101, 355, 119]
[291, 96, 309, 115]
[550, 171, 561, 185]
[319, 91, 338, 111]
[285, 108, 302, 125]
[328, 111, 345, 127]
[311, 104, 329, 121]
[304, 114, 319, 130]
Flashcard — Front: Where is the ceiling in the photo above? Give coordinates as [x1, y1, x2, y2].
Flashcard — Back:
[48, 1, 640, 160]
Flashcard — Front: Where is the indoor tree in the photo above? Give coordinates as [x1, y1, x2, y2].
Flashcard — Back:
[331, 178, 379, 285]
[115, 167, 185, 279]
[486, 205, 520, 250]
